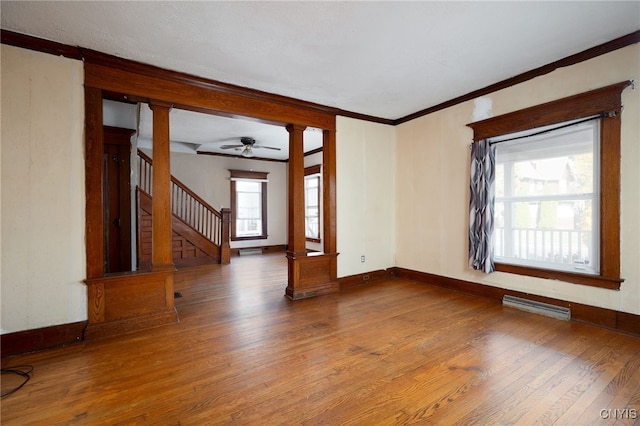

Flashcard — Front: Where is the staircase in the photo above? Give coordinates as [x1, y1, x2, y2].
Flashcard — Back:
[137, 150, 230, 269]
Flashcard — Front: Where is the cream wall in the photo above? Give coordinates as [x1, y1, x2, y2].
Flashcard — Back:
[1, 45, 86, 333]
[336, 116, 396, 277]
[396, 44, 640, 315]
[167, 151, 288, 249]
[1, 41, 637, 336]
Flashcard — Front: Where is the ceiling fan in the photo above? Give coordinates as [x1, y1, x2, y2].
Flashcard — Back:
[220, 137, 281, 158]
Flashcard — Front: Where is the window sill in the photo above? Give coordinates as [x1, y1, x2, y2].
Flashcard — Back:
[495, 263, 623, 290]
[231, 235, 268, 242]
[306, 237, 321, 243]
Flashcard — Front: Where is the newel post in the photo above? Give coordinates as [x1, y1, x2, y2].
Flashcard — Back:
[220, 208, 231, 264]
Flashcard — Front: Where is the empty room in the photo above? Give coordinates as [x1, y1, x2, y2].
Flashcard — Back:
[1, 2, 639, 424]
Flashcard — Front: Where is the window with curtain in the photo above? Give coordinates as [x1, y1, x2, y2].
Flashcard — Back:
[494, 118, 600, 274]
[230, 170, 268, 240]
[467, 81, 630, 290]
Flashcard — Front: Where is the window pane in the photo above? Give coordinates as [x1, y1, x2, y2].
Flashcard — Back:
[233, 179, 264, 238]
[237, 193, 261, 217]
[511, 153, 593, 197]
[494, 118, 599, 274]
[495, 163, 505, 198]
[304, 175, 320, 239]
[236, 180, 260, 192]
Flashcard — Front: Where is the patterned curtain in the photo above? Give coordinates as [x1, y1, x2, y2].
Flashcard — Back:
[469, 139, 495, 273]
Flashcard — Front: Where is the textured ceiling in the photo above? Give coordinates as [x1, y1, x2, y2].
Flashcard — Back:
[2, 1, 639, 159]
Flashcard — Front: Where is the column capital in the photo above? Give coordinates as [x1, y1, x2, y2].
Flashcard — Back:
[149, 100, 174, 111]
[286, 123, 307, 133]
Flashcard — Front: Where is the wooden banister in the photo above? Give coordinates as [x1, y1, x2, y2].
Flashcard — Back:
[138, 150, 229, 260]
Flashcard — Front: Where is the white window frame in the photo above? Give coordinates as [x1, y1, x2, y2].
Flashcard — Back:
[304, 173, 320, 241]
[493, 118, 601, 274]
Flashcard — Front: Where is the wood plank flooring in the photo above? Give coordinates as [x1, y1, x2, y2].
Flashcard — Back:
[2, 253, 639, 425]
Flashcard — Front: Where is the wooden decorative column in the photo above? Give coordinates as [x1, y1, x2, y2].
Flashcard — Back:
[83, 98, 178, 340]
[286, 124, 307, 256]
[150, 101, 176, 272]
[285, 124, 339, 299]
[322, 129, 338, 256]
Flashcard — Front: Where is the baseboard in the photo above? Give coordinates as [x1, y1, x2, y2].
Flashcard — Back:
[1, 321, 87, 358]
[338, 269, 394, 291]
[230, 244, 287, 256]
[390, 267, 640, 337]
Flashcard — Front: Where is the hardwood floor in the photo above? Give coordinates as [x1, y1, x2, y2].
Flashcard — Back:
[2, 253, 639, 425]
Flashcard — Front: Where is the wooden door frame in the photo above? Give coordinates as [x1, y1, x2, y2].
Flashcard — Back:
[103, 126, 135, 273]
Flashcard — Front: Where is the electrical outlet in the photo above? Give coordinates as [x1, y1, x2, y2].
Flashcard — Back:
[363, 275, 370, 282]
[361, 255, 365, 263]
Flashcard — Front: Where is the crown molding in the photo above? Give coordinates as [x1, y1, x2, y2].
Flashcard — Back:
[394, 30, 640, 125]
[2, 29, 638, 126]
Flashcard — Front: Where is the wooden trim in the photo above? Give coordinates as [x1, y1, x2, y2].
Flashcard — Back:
[322, 129, 338, 256]
[104, 126, 135, 273]
[285, 252, 339, 300]
[103, 125, 136, 142]
[0, 29, 84, 60]
[230, 244, 287, 256]
[304, 147, 323, 157]
[150, 103, 174, 269]
[304, 164, 322, 176]
[229, 170, 269, 180]
[338, 269, 393, 291]
[467, 81, 631, 140]
[287, 124, 307, 256]
[600, 112, 621, 279]
[220, 208, 231, 264]
[1, 322, 87, 358]
[3, 29, 638, 126]
[230, 171, 269, 241]
[391, 267, 640, 337]
[84, 86, 105, 279]
[494, 263, 622, 290]
[1, 29, 393, 125]
[196, 150, 288, 163]
[396, 30, 640, 124]
[85, 62, 336, 131]
[84, 270, 178, 340]
[467, 81, 630, 290]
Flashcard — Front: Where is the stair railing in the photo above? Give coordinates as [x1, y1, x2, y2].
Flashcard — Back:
[138, 150, 230, 259]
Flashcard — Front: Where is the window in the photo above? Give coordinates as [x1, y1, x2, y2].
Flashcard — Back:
[494, 118, 600, 274]
[304, 164, 321, 242]
[467, 81, 631, 289]
[230, 170, 268, 240]
[305, 175, 320, 241]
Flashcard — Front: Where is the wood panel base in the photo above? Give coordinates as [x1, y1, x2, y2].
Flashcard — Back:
[390, 267, 640, 337]
[285, 252, 339, 300]
[84, 269, 178, 340]
[1, 321, 87, 358]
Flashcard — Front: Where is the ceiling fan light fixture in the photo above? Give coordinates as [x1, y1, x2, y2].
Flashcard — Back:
[241, 145, 254, 158]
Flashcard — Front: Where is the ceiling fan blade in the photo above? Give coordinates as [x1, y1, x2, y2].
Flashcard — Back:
[219, 144, 244, 149]
[253, 145, 281, 151]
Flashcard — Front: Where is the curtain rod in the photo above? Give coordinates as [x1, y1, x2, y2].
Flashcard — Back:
[488, 112, 610, 146]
